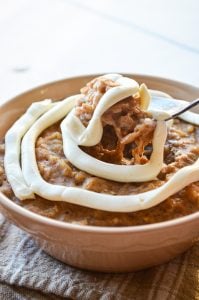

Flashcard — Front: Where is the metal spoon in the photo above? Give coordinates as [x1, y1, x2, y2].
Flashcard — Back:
[164, 98, 199, 121]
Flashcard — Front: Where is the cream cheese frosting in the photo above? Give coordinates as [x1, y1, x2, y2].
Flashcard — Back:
[61, 117, 167, 182]
[4, 74, 199, 212]
[4, 100, 53, 199]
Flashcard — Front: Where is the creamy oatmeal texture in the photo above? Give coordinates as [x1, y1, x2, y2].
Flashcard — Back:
[1, 74, 199, 225]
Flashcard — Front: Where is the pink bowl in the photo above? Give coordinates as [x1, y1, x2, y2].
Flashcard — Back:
[0, 74, 199, 272]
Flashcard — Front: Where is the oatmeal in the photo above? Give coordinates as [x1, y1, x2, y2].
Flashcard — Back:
[1, 74, 198, 226]
[0, 118, 198, 226]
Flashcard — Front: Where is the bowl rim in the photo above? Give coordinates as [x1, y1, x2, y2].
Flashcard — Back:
[0, 73, 199, 234]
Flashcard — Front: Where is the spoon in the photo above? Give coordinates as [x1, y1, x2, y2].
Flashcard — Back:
[164, 98, 199, 121]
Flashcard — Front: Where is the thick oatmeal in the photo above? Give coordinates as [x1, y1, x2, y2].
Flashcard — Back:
[0, 75, 198, 226]
[0, 118, 198, 226]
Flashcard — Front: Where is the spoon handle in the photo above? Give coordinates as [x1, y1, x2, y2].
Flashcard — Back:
[164, 98, 199, 121]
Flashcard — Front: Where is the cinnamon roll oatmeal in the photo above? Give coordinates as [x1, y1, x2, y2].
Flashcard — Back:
[0, 74, 198, 226]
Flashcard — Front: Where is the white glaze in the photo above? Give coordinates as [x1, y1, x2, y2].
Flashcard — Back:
[21, 95, 81, 197]
[4, 100, 53, 199]
[64, 86, 138, 146]
[61, 119, 167, 182]
[4, 74, 199, 212]
[61, 75, 167, 181]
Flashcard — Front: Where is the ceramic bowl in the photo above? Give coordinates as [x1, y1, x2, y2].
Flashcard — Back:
[0, 74, 199, 272]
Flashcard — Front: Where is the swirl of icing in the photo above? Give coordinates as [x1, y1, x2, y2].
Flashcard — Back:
[4, 100, 53, 199]
[63, 75, 151, 147]
[4, 74, 199, 212]
[60, 74, 167, 182]
[61, 118, 167, 182]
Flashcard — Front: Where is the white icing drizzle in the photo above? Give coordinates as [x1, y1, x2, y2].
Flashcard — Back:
[19, 155, 199, 212]
[4, 100, 53, 199]
[63, 79, 151, 147]
[63, 86, 139, 146]
[61, 119, 167, 182]
[139, 83, 151, 110]
[61, 75, 167, 181]
[21, 95, 80, 197]
[63, 74, 140, 146]
[4, 74, 199, 212]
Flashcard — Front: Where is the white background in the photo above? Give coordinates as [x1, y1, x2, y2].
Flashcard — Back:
[0, 0, 198, 102]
